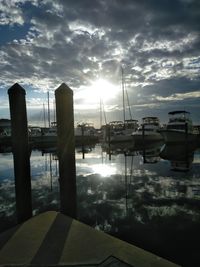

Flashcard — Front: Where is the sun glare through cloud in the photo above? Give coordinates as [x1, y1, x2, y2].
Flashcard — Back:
[90, 79, 119, 103]
[77, 79, 120, 106]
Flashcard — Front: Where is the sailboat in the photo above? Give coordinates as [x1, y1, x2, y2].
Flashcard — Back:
[105, 67, 138, 144]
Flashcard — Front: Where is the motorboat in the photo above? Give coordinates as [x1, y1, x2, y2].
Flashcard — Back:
[74, 123, 99, 145]
[159, 111, 197, 143]
[105, 119, 138, 143]
[132, 117, 163, 144]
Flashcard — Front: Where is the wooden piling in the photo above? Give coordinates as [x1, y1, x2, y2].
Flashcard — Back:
[55, 83, 77, 218]
[8, 83, 32, 223]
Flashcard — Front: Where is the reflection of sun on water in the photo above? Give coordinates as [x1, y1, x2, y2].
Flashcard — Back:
[91, 163, 116, 177]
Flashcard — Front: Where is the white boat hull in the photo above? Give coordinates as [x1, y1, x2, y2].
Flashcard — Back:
[160, 130, 198, 143]
[132, 132, 163, 143]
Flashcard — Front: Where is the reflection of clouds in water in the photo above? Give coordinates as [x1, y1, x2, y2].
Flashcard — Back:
[77, 162, 118, 177]
[76, 152, 103, 160]
[1, 147, 200, 234]
[76, 162, 93, 177]
[31, 173, 59, 189]
[0, 153, 14, 180]
[146, 205, 200, 221]
[0, 179, 16, 219]
[132, 169, 157, 177]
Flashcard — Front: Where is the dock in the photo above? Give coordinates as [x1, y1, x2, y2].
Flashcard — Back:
[0, 211, 180, 267]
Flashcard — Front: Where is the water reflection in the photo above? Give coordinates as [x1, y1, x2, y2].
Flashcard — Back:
[160, 143, 196, 172]
[0, 142, 200, 266]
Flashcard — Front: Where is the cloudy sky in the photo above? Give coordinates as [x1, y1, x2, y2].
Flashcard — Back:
[0, 0, 200, 127]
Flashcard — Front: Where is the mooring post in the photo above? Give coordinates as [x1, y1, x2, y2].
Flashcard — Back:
[8, 83, 32, 223]
[55, 83, 77, 218]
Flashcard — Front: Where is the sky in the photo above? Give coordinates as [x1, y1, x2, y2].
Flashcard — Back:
[0, 0, 200, 127]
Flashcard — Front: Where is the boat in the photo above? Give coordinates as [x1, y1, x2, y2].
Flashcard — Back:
[74, 123, 99, 145]
[29, 122, 99, 148]
[132, 117, 163, 144]
[159, 110, 198, 143]
[0, 119, 12, 146]
[103, 67, 139, 144]
[105, 119, 138, 143]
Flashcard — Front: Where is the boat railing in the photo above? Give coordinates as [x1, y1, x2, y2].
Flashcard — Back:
[169, 118, 190, 123]
[142, 117, 160, 124]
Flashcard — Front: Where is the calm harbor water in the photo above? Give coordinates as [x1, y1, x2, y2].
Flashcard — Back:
[0, 142, 200, 266]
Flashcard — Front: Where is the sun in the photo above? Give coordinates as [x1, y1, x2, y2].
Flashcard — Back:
[91, 79, 119, 102]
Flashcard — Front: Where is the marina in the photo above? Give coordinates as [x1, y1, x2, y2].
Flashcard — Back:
[0, 85, 200, 267]
[1, 1, 200, 266]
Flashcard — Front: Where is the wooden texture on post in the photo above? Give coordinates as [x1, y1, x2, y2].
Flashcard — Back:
[8, 83, 32, 223]
[55, 83, 77, 218]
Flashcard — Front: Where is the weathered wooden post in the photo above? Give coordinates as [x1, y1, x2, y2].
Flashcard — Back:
[55, 83, 77, 218]
[8, 83, 32, 223]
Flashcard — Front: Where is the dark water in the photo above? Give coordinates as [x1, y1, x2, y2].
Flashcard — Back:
[0, 142, 200, 266]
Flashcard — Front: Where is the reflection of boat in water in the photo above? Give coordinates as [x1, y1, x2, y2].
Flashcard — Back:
[132, 117, 163, 144]
[160, 143, 196, 171]
[101, 139, 163, 162]
[159, 111, 198, 143]
[138, 141, 163, 163]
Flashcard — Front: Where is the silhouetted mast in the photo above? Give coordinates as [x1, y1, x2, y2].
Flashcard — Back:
[121, 66, 126, 123]
[43, 103, 46, 128]
[100, 98, 102, 128]
[47, 91, 50, 128]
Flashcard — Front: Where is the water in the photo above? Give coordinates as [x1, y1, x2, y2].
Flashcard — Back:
[0, 142, 200, 266]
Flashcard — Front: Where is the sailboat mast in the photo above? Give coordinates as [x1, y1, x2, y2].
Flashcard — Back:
[100, 98, 102, 128]
[47, 91, 51, 128]
[43, 103, 46, 128]
[53, 99, 56, 125]
[121, 66, 126, 123]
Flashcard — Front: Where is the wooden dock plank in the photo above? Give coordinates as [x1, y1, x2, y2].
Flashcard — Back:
[0, 211, 57, 264]
[0, 211, 181, 267]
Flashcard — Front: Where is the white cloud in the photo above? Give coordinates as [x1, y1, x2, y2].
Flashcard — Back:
[0, 0, 25, 25]
[156, 91, 200, 101]
[140, 33, 198, 53]
[0, 0, 200, 125]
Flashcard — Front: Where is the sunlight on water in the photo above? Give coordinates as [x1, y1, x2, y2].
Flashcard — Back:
[1, 142, 200, 267]
[91, 163, 117, 177]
